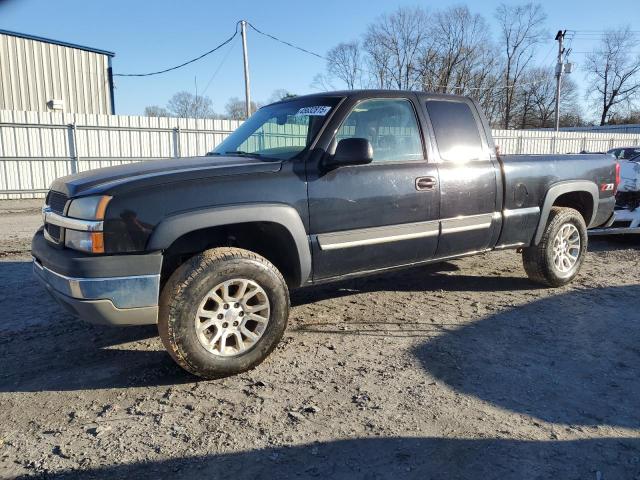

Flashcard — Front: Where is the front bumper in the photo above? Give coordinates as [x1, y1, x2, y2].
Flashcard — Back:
[32, 229, 161, 326]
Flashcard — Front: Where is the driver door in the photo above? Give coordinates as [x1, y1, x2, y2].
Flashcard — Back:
[307, 95, 441, 280]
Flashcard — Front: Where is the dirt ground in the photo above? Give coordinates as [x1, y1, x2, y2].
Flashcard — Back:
[0, 199, 639, 479]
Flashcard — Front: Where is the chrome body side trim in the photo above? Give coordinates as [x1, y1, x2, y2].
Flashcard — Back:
[495, 242, 525, 249]
[318, 221, 439, 251]
[440, 213, 495, 234]
[317, 208, 541, 251]
[503, 206, 541, 217]
[42, 206, 103, 232]
[33, 257, 159, 309]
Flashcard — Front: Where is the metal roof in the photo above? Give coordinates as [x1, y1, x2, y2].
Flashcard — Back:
[0, 29, 115, 57]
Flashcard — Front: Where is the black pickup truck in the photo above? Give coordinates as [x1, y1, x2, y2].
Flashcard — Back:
[32, 90, 618, 378]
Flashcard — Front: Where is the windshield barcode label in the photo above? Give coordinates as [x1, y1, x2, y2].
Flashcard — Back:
[295, 106, 331, 116]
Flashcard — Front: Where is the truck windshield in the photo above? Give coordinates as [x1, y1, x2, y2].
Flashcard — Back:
[209, 97, 341, 160]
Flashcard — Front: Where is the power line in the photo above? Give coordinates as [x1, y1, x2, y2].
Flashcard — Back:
[540, 42, 558, 65]
[247, 21, 548, 91]
[571, 50, 640, 54]
[113, 19, 560, 92]
[569, 30, 640, 33]
[113, 23, 240, 77]
[200, 34, 239, 98]
[246, 21, 325, 60]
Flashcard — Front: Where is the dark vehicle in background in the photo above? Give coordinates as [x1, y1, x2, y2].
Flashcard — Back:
[32, 90, 618, 379]
[607, 146, 640, 160]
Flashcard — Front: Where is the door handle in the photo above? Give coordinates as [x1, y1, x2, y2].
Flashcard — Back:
[416, 176, 437, 191]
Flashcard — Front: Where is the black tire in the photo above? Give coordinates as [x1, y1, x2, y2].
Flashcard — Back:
[522, 207, 588, 287]
[158, 247, 290, 379]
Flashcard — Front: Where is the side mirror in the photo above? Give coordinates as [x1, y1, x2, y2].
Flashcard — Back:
[324, 138, 373, 170]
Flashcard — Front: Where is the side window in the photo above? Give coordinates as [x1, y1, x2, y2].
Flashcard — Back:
[336, 99, 423, 162]
[426, 100, 483, 162]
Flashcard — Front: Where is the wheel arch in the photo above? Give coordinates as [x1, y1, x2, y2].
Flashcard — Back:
[533, 181, 599, 245]
[148, 204, 311, 287]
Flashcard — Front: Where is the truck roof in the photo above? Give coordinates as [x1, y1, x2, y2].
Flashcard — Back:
[271, 89, 471, 105]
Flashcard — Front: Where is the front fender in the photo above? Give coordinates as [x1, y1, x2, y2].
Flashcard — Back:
[147, 203, 312, 285]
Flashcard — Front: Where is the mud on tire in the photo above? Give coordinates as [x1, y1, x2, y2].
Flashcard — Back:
[158, 247, 290, 379]
[522, 207, 588, 287]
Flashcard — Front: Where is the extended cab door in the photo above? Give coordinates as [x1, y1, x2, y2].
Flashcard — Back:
[422, 97, 500, 258]
[307, 94, 440, 280]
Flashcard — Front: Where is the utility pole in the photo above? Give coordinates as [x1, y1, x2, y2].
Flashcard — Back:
[240, 20, 252, 119]
[554, 30, 566, 132]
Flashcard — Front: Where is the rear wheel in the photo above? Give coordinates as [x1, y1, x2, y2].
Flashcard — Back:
[158, 247, 290, 379]
[522, 207, 588, 287]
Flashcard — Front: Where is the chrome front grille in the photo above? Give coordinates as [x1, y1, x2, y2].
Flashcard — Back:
[44, 191, 68, 244]
[45, 224, 61, 242]
[46, 191, 68, 214]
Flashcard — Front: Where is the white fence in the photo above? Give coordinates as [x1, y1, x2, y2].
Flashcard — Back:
[0, 110, 241, 199]
[2, 109, 640, 198]
[492, 129, 640, 156]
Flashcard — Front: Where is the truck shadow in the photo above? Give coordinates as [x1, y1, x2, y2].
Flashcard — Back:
[0, 261, 193, 393]
[0, 259, 534, 393]
[291, 260, 535, 307]
[2, 259, 638, 429]
[21, 436, 640, 479]
[413, 283, 640, 429]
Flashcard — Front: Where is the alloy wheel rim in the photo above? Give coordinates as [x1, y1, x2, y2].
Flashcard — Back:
[552, 223, 581, 273]
[194, 278, 270, 357]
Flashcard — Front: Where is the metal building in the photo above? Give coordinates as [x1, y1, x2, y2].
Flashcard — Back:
[0, 29, 115, 115]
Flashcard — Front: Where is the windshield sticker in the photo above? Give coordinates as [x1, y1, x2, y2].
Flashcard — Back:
[294, 106, 331, 116]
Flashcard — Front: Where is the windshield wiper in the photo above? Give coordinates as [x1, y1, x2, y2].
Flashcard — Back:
[224, 150, 262, 157]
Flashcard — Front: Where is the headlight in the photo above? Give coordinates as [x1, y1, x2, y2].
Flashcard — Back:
[64, 195, 111, 253]
[65, 230, 105, 254]
[67, 195, 112, 220]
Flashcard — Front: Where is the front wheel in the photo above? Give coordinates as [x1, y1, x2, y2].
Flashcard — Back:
[522, 207, 588, 287]
[158, 247, 290, 379]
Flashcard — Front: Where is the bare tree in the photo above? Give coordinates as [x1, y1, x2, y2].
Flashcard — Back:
[268, 89, 297, 103]
[326, 41, 363, 89]
[363, 6, 431, 90]
[411, 6, 503, 124]
[225, 97, 259, 120]
[313, 2, 594, 128]
[585, 27, 640, 125]
[310, 72, 336, 92]
[511, 67, 580, 128]
[494, 3, 547, 128]
[465, 54, 504, 126]
[607, 108, 640, 125]
[363, 39, 393, 88]
[143, 105, 170, 117]
[167, 91, 215, 118]
[420, 6, 493, 93]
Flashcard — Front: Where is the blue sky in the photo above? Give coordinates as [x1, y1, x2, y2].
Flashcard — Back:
[2, 0, 638, 116]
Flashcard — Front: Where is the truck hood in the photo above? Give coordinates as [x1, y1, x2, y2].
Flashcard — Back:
[49, 155, 283, 197]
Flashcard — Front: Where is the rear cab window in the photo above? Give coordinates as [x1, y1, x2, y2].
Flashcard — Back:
[425, 100, 484, 162]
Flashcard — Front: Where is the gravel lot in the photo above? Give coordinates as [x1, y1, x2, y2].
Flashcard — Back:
[0, 199, 639, 479]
